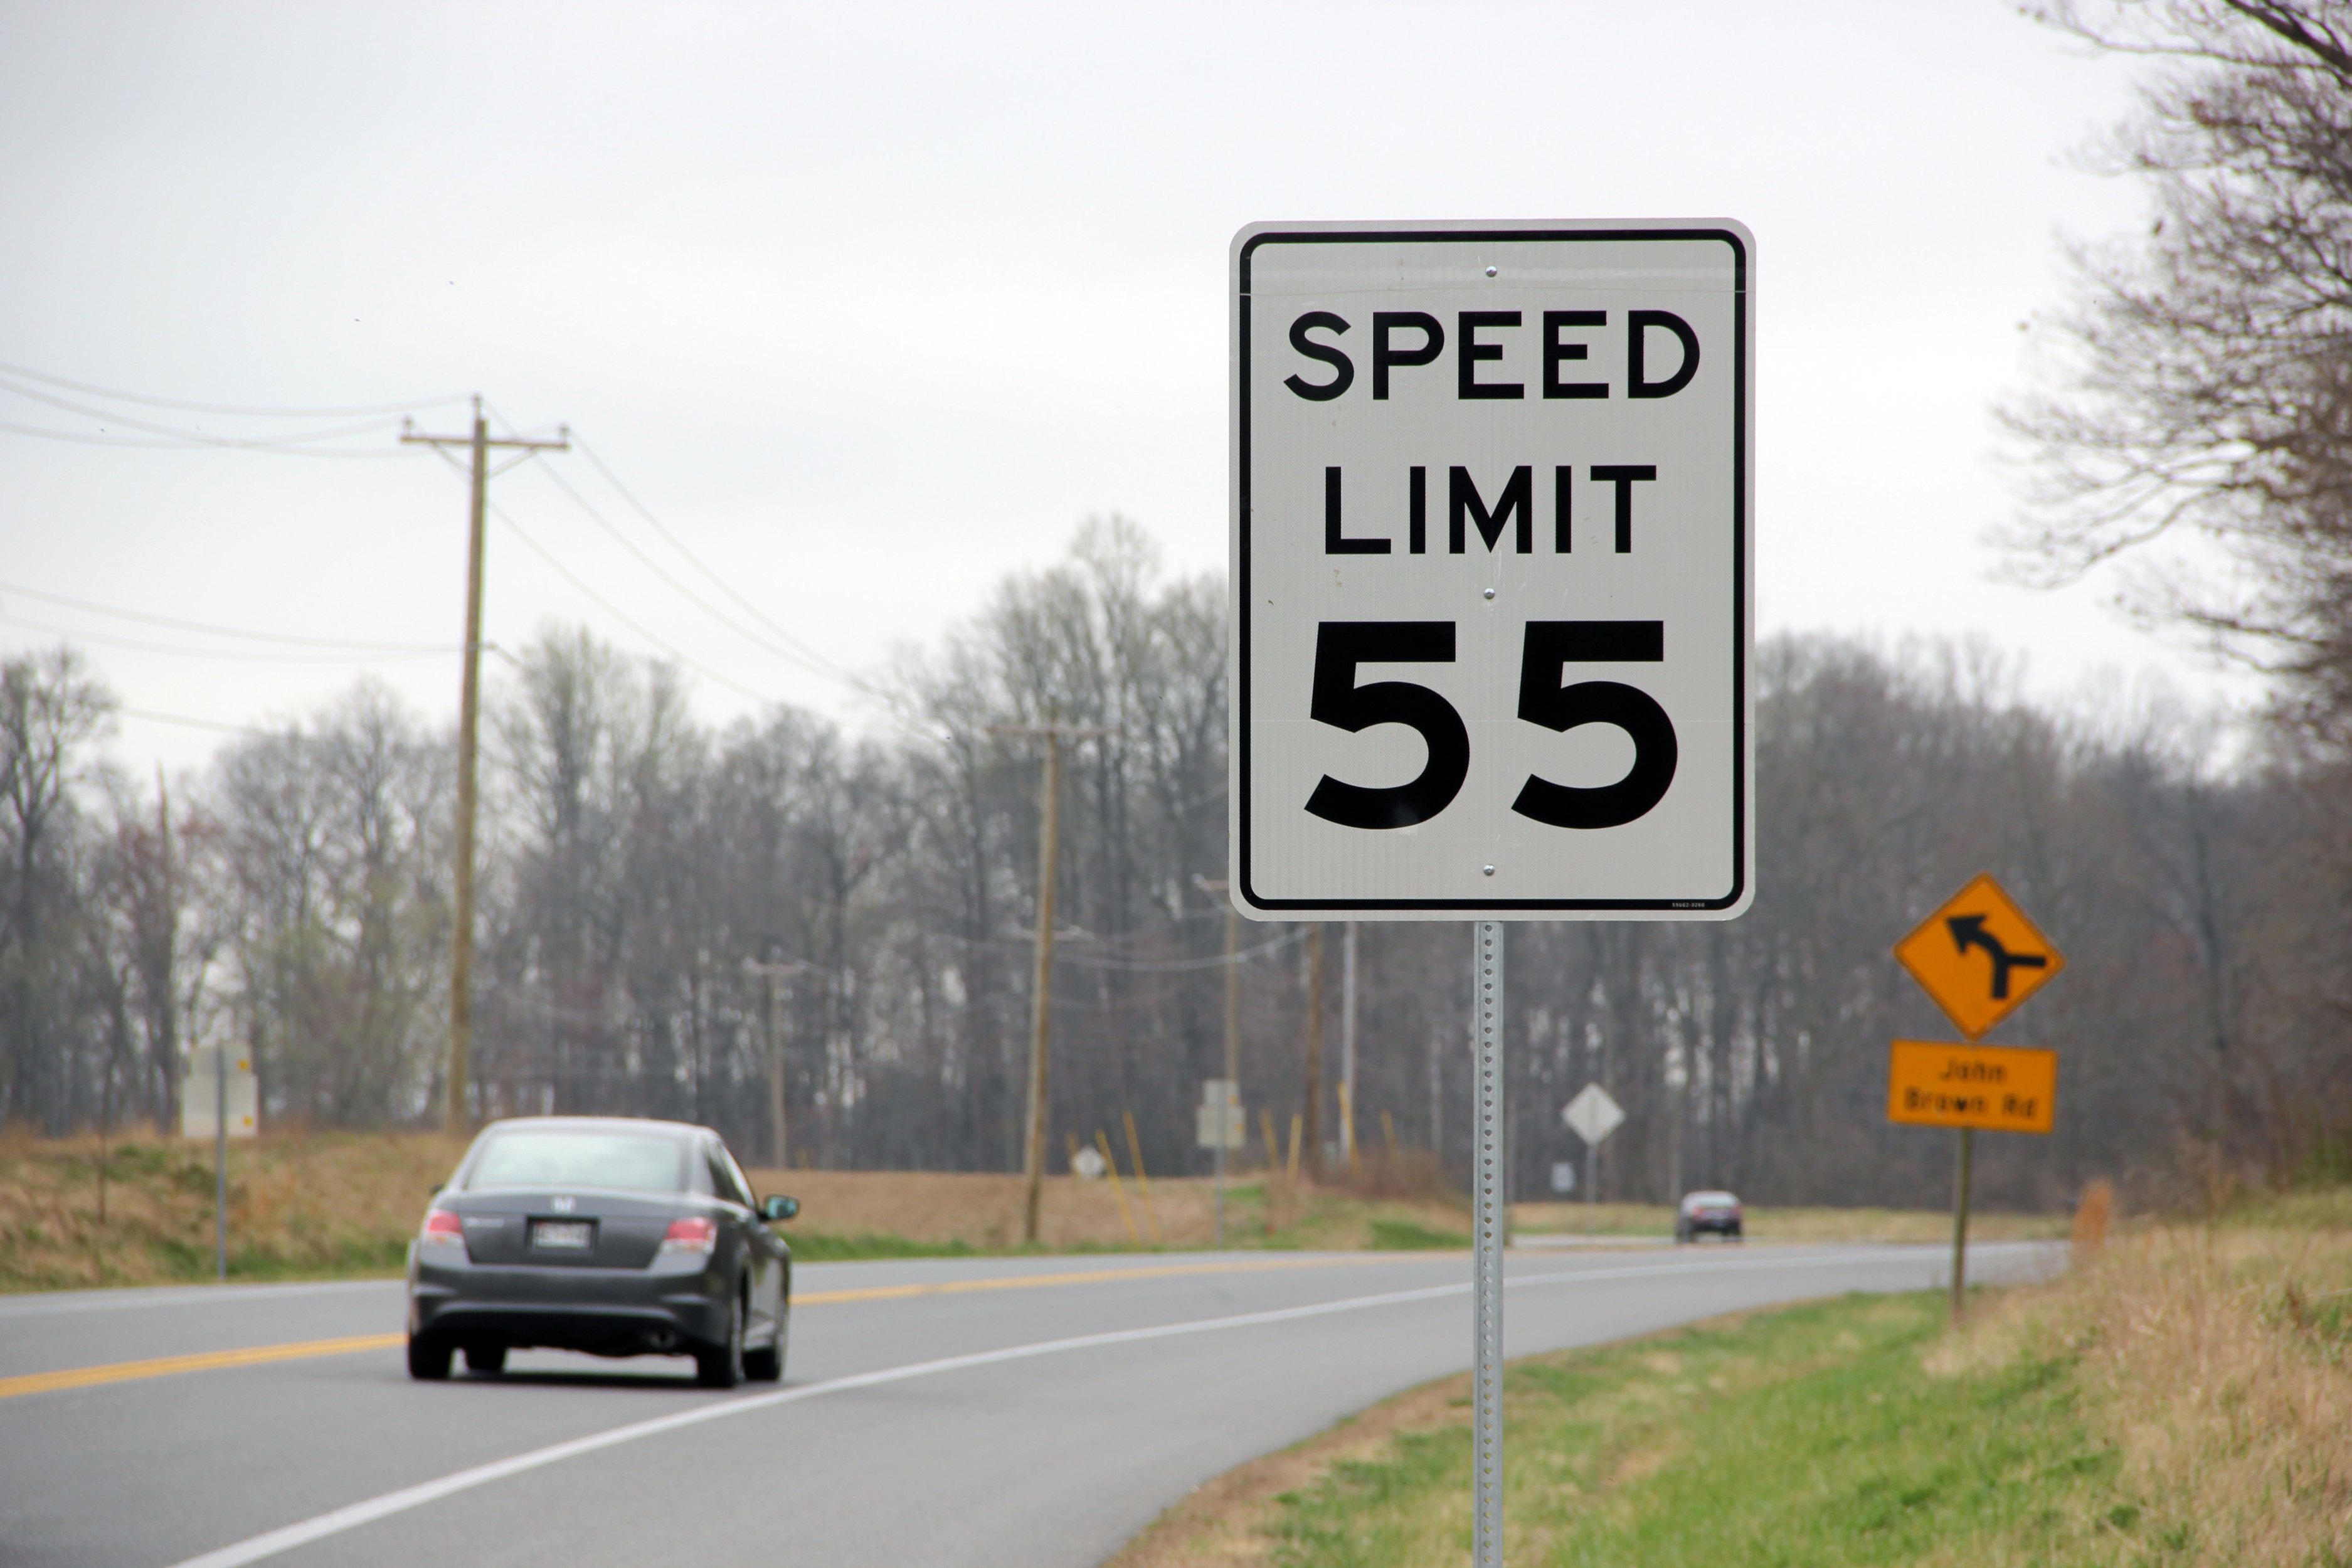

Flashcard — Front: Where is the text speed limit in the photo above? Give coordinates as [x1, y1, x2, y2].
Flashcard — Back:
[1231, 222, 1753, 918]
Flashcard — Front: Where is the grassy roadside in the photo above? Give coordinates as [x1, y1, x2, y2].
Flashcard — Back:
[0, 1131, 1487, 1288]
[1114, 1189, 2352, 1567]
[1510, 1200, 2067, 1244]
[0, 1126, 2056, 1291]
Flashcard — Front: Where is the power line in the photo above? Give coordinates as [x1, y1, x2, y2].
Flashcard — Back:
[0, 377, 409, 448]
[115, 707, 307, 741]
[488, 501, 781, 706]
[532, 460, 861, 692]
[0, 416, 406, 457]
[0, 359, 465, 418]
[0, 613, 460, 665]
[572, 436, 861, 684]
[0, 415, 410, 458]
[0, 580, 463, 652]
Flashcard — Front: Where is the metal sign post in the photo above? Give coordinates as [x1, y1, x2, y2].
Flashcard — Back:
[1469, 921, 1506, 1565]
[1229, 219, 1756, 1565]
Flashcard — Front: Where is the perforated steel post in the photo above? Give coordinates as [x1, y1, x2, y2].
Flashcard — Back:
[1471, 920, 1506, 1567]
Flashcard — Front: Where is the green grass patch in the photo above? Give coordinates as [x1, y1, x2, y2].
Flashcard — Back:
[782, 1230, 980, 1261]
[1268, 1291, 2142, 1566]
[1367, 1217, 1470, 1251]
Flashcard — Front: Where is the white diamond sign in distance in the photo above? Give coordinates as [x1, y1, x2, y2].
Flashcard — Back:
[1562, 1083, 1625, 1147]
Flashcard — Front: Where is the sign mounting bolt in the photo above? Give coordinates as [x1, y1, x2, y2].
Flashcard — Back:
[1485, 266, 1498, 277]
[1482, 864, 1496, 877]
[1483, 587, 1496, 600]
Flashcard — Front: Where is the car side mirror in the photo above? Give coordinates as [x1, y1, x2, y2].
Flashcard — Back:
[760, 1195, 798, 1223]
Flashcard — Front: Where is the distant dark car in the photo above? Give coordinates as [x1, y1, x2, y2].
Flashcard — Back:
[406, 1116, 797, 1388]
[1675, 1190, 1743, 1243]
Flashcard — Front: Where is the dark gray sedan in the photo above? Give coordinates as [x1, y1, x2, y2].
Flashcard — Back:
[406, 1116, 796, 1388]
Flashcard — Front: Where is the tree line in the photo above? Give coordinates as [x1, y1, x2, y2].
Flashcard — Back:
[4, 515, 2344, 1209]
[19, 1, 2352, 1209]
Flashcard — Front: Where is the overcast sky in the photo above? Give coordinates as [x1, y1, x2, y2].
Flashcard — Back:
[0, 2, 2228, 776]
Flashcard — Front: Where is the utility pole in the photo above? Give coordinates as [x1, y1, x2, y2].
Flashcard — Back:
[401, 400, 568, 1138]
[1195, 875, 1241, 1247]
[1303, 923, 1325, 1181]
[992, 722, 1115, 1244]
[1341, 921, 1359, 1166]
[744, 953, 815, 1170]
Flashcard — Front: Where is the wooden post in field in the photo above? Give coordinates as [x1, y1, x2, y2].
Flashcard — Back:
[1122, 1110, 1162, 1243]
[1096, 1131, 1141, 1246]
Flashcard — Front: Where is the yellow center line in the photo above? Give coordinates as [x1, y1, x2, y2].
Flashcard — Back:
[0, 1333, 406, 1401]
[1, 1253, 1428, 1401]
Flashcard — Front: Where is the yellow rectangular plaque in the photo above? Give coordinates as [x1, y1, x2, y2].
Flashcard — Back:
[1886, 1039, 2057, 1135]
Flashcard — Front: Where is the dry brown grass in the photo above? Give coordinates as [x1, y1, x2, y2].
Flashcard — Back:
[1930, 1190, 2352, 1564]
[739, 1163, 1475, 1253]
[0, 1128, 1477, 1288]
[1508, 1200, 2067, 1243]
[0, 1127, 470, 1290]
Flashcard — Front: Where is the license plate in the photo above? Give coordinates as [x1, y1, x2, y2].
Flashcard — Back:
[531, 1219, 594, 1250]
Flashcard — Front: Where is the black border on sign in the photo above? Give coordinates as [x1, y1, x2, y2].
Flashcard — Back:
[1235, 226, 1749, 913]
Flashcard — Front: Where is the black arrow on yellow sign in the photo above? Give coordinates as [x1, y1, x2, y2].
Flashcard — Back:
[1945, 915, 2048, 1000]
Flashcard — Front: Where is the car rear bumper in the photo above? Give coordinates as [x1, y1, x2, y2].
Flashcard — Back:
[409, 1253, 729, 1355]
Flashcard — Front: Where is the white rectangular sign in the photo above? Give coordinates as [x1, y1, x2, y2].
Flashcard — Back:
[1230, 221, 1754, 919]
[182, 1068, 258, 1139]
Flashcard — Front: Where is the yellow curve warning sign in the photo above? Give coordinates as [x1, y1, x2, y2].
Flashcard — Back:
[1886, 1040, 2057, 1135]
[1893, 872, 2065, 1040]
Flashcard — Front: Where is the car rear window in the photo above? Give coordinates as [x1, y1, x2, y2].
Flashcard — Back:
[466, 1129, 691, 1195]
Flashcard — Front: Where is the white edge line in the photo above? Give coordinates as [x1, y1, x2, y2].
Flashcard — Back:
[166, 1244, 2060, 1568]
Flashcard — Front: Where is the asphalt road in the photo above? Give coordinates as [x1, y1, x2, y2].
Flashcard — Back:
[1, 1241, 2058, 1568]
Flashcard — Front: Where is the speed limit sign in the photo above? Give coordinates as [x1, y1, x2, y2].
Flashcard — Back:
[1229, 221, 1753, 919]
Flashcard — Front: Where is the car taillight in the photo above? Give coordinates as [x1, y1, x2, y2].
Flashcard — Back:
[660, 1216, 718, 1255]
[420, 1209, 465, 1249]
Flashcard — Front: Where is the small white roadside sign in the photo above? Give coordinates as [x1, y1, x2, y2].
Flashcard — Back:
[181, 1046, 258, 1139]
[1195, 1078, 1245, 1150]
[1562, 1083, 1626, 1147]
[1230, 220, 1754, 919]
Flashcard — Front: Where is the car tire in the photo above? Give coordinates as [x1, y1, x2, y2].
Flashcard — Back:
[407, 1332, 452, 1381]
[464, 1344, 507, 1375]
[697, 1291, 746, 1389]
[744, 1322, 783, 1383]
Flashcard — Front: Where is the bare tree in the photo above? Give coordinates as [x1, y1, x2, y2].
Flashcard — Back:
[2006, 1, 2352, 730]
[0, 646, 114, 1130]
